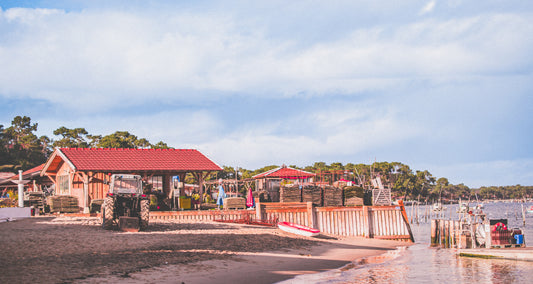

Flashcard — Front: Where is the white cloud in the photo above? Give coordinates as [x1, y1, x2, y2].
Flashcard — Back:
[419, 1, 437, 15]
[1, 7, 532, 111]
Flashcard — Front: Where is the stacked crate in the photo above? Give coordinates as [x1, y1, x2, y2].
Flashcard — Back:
[323, 186, 342, 206]
[344, 186, 365, 206]
[302, 185, 322, 206]
[491, 230, 511, 245]
[47, 196, 80, 213]
[280, 184, 301, 202]
[223, 197, 246, 210]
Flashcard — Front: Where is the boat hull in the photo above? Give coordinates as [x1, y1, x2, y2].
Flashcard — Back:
[278, 221, 320, 237]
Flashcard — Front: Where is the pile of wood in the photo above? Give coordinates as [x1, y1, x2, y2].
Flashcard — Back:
[344, 186, 365, 206]
[280, 184, 301, 202]
[223, 197, 246, 210]
[323, 186, 342, 207]
[24, 192, 46, 210]
[47, 195, 79, 213]
[302, 185, 322, 206]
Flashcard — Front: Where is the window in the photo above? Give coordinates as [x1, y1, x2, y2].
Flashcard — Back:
[147, 176, 163, 192]
[57, 174, 69, 194]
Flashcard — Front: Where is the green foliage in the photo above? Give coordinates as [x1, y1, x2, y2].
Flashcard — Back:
[0, 116, 48, 171]
[52, 127, 90, 148]
[151, 141, 173, 149]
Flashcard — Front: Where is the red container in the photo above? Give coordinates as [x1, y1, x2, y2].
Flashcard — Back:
[491, 230, 511, 245]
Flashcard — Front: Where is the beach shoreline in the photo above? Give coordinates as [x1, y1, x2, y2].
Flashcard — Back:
[0, 216, 410, 283]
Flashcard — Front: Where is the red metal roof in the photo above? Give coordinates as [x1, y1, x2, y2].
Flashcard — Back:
[253, 166, 315, 179]
[21, 164, 45, 176]
[54, 148, 222, 172]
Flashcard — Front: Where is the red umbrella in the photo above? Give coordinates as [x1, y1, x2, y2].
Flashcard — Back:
[246, 186, 255, 208]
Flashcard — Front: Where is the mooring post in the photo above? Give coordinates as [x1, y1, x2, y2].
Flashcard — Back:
[439, 219, 445, 247]
[431, 219, 437, 245]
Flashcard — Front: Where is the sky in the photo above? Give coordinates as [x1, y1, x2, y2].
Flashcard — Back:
[0, 0, 532, 188]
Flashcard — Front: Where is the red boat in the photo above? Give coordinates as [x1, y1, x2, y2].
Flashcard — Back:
[278, 221, 320, 237]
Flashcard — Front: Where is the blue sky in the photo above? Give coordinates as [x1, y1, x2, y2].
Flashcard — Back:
[1, 1, 532, 187]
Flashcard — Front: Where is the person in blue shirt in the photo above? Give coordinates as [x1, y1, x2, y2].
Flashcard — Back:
[216, 179, 226, 209]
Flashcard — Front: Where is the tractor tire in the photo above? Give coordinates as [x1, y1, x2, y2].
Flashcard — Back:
[102, 196, 115, 230]
[140, 199, 149, 230]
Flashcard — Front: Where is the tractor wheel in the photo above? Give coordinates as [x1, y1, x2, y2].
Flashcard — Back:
[102, 196, 115, 230]
[140, 199, 149, 230]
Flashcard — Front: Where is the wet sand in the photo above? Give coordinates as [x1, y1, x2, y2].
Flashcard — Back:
[0, 216, 408, 283]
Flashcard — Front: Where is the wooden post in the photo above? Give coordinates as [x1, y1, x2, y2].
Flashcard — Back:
[439, 219, 445, 247]
[444, 220, 450, 248]
[255, 198, 263, 221]
[363, 206, 372, 238]
[431, 219, 437, 246]
[307, 202, 316, 229]
[398, 200, 415, 242]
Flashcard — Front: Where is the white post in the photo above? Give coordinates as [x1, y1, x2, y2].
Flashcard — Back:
[18, 170, 24, 207]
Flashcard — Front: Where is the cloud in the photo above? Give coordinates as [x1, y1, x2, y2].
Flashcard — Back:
[419, 0, 436, 15]
[1, 3, 532, 187]
[1, 7, 531, 111]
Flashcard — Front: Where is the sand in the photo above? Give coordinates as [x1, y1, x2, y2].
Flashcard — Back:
[0, 216, 408, 283]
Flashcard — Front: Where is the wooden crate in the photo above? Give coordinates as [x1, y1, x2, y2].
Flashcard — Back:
[224, 197, 246, 210]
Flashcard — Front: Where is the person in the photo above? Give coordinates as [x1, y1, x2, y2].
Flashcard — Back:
[216, 179, 226, 209]
[191, 190, 200, 210]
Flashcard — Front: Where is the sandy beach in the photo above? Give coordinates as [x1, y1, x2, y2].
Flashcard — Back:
[0, 216, 408, 283]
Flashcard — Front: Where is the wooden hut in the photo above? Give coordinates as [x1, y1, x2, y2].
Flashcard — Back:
[0, 164, 53, 193]
[252, 165, 315, 202]
[40, 148, 222, 212]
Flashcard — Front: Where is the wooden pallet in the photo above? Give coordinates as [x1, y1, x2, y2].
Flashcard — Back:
[491, 244, 523, 249]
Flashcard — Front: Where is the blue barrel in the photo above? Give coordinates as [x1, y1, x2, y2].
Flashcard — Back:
[514, 234, 524, 245]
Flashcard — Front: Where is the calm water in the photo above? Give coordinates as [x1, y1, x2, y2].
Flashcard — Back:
[279, 202, 533, 283]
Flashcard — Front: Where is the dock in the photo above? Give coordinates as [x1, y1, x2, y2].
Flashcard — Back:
[458, 247, 533, 262]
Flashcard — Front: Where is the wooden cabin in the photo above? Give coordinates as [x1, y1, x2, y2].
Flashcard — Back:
[40, 148, 222, 212]
[252, 165, 315, 202]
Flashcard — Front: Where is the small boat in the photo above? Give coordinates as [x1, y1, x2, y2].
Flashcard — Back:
[278, 221, 320, 237]
[527, 205, 533, 214]
[432, 202, 443, 212]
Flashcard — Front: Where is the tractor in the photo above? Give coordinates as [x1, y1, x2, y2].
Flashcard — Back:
[101, 174, 149, 231]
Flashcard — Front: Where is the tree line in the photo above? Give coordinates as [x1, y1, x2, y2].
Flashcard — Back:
[1, 116, 531, 201]
[0, 116, 171, 172]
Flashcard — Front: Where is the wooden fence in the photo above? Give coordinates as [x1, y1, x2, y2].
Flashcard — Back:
[150, 200, 414, 242]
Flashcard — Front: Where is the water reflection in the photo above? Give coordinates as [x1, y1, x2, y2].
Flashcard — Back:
[280, 202, 533, 284]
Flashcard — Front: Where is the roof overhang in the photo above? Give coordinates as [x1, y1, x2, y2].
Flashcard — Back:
[41, 148, 77, 176]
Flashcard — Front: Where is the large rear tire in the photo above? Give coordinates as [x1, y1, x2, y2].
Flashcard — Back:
[140, 199, 149, 230]
[102, 196, 115, 230]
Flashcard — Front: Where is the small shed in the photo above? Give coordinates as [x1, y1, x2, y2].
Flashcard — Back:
[40, 148, 222, 212]
[0, 164, 53, 193]
[252, 165, 315, 202]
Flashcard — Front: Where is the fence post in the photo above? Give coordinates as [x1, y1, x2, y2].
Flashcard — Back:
[307, 202, 316, 229]
[255, 198, 263, 221]
[363, 206, 372, 238]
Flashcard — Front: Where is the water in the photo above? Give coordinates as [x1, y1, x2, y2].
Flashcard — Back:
[279, 202, 533, 283]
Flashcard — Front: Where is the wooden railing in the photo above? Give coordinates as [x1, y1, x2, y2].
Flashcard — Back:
[149, 200, 414, 241]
